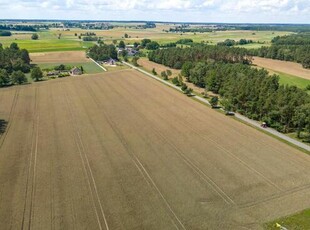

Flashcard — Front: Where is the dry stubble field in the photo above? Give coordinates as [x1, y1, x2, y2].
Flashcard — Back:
[30, 51, 90, 63]
[252, 57, 310, 80]
[0, 70, 310, 229]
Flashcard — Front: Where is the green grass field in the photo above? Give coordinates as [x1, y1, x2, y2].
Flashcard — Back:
[265, 209, 310, 230]
[279, 75, 310, 90]
[36, 62, 103, 74]
[0, 30, 94, 52]
[275, 71, 310, 91]
[254, 66, 310, 91]
[0, 25, 291, 52]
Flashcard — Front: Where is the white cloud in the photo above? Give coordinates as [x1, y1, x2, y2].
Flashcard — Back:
[0, 0, 309, 23]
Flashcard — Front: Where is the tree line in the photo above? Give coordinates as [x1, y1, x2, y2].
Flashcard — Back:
[183, 61, 310, 136]
[0, 31, 12, 36]
[248, 33, 310, 68]
[0, 25, 37, 31]
[148, 45, 310, 139]
[148, 45, 251, 69]
[218, 39, 253, 46]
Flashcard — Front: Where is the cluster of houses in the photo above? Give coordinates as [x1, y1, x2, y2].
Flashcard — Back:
[117, 45, 139, 57]
[46, 67, 83, 77]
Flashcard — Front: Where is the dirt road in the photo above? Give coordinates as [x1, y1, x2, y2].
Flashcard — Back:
[0, 71, 310, 229]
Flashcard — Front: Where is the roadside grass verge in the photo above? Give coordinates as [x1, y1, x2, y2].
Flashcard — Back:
[264, 209, 310, 230]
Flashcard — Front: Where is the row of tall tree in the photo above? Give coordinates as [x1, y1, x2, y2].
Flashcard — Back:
[181, 61, 310, 135]
[148, 45, 251, 69]
[0, 24, 37, 31]
[248, 33, 310, 68]
[148, 45, 310, 137]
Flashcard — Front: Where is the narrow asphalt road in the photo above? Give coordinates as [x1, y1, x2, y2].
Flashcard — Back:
[122, 61, 310, 153]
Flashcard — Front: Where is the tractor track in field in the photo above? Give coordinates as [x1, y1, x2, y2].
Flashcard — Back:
[83, 81, 187, 230]
[0, 89, 20, 150]
[96, 77, 235, 206]
[1, 70, 310, 229]
[99, 75, 282, 199]
[20, 87, 39, 230]
[124, 71, 309, 169]
[62, 83, 110, 230]
[118, 74, 284, 192]
[105, 72, 310, 209]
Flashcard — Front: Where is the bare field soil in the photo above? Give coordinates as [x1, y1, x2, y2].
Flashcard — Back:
[30, 51, 90, 63]
[252, 57, 310, 80]
[0, 70, 310, 229]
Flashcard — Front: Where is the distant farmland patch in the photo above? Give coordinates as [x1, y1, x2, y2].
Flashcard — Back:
[30, 51, 89, 63]
[252, 57, 310, 80]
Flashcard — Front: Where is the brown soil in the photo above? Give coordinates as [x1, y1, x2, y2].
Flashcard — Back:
[0, 70, 309, 229]
[252, 57, 310, 80]
[30, 51, 90, 63]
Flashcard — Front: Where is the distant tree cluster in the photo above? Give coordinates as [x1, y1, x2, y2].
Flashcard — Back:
[0, 24, 37, 31]
[217, 39, 253, 46]
[82, 36, 98, 41]
[168, 25, 224, 33]
[0, 31, 12, 36]
[148, 45, 251, 69]
[80, 32, 96, 36]
[176, 39, 193, 45]
[31, 33, 39, 40]
[87, 44, 117, 61]
[134, 22, 156, 29]
[231, 25, 310, 32]
[248, 33, 310, 68]
[139, 39, 160, 50]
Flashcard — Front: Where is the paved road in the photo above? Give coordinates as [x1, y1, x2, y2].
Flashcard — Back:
[123, 61, 310, 153]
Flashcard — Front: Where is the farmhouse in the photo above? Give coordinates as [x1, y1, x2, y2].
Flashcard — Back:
[70, 67, 82, 75]
[104, 58, 116, 66]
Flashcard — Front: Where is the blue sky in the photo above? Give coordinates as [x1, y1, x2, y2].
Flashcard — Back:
[1, 0, 309, 23]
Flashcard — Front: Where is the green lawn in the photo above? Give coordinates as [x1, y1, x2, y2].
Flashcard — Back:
[265, 209, 310, 230]
[36, 62, 103, 74]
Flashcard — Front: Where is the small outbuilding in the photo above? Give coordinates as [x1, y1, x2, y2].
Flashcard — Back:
[70, 67, 82, 76]
[104, 58, 116, 66]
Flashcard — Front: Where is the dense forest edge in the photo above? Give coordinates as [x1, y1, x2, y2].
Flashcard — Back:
[248, 33, 310, 69]
[148, 45, 310, 141]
